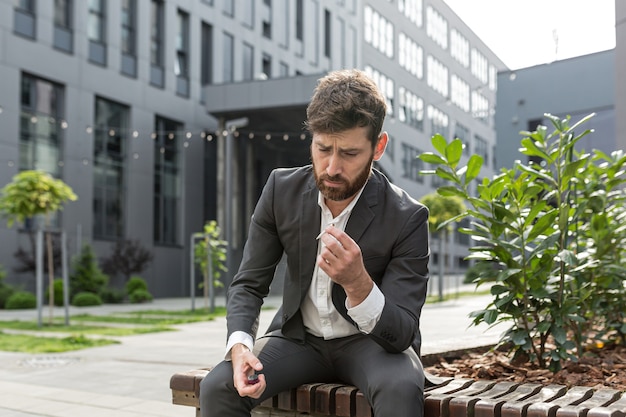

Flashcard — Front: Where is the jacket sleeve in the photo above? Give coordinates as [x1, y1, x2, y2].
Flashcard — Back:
[225, 170, 285, 341]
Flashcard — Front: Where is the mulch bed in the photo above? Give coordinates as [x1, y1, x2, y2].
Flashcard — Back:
[424, 343, 626, 391]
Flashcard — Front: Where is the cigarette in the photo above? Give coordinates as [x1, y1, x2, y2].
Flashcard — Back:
[316, 224, 335, 240]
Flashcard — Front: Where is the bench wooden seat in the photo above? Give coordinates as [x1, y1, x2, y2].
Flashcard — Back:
[170, 368, 626, 417]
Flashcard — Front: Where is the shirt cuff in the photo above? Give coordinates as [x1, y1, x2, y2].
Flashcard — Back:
[346, 284, 385, 334]
[224, 331, 254, 361]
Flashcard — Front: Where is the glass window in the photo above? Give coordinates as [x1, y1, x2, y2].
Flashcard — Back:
[365, 66, 394, 118]
[223, 0, 233, 16]
[401, 143, 423, 183]
[398, 33, 423, 79]
[426, 6, 447, 49]
[398, 0, 422, 27]
[121, 0, 136, 55]
[175, 9, 189, 78]
[223, 32, 234, 82]
[54, 0, 71, 28]
[471, 48, 489, 84]
[151, 0, 164, 67]
[450, 29, 469, 68]
[93, 97, 128, 239]
[427, 55, 448, 97]
[18, 0, 35, 13]
[201, 22, 213, 86]
[154, 117, 182, 245]
[296, 0, 303, 41]
[243, 43, 254, 81]
[398, 87, 424, 131]
[364, 5, 393, 59]
[87, 0, 105, 42]
[450, 74, 470, 112]
[19, 73, 64, 177]
[243, 0, 254, 27]
[262, 53, 271, 79]
[427, 105, 449, 138]
[324, 9, 331, 58]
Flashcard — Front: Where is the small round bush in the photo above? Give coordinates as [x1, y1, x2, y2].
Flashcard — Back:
[125, 276, 148, 295]
[100, 287, 126, 304]
[71, 292, 103, 307]
[48, 279, 65, 306]
[129, 289, 153, 304]
[0, 286, 15, 309]
[6, 291, 36, 309]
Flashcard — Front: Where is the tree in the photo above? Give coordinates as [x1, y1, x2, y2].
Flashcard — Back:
[420, 193, 465, 300]
[0, 170, 77, 323]
[101, 239, 153, 282]
[194, 220, 227, 310]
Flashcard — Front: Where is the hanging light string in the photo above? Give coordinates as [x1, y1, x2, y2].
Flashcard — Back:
[0, 110, 311, 168]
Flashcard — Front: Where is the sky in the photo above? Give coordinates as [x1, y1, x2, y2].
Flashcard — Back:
[442, 0, 616, 70]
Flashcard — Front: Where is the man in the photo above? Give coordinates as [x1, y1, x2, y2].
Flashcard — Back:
[200, 69, 430, 417]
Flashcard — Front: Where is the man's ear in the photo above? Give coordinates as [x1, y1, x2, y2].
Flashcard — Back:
[373, 132, 388, 161]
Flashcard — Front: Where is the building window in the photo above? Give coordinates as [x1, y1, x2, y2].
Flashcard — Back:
[450, 74, 470, 112]
[201, 22, 213, 86]
[223, 0, 234, 17]
[398, 87, 424, 131]
[277, 0, 288, 47]
[453, 122, 470, 155]
[121, 0, 137, 77]
[14, 0, 36, 39]
[262, 53, 271, 79]
[398, 33, 423, 79]
[154, 117, 182, 246]
[150, 0, 165, 87]
[279, 62, 289, 77]
[474, 135, 489, 166]
[471, 48, 489, 84]
[426, 55, 448, 98]
[324, 9, 331, 58]
[19, 73, 64, 177]
[175, 9, 190, 97]
[365, 66, 394, 118]
[223, 32, 234, 83]
[88, 0, 107, 65]
[398, 0, 422, 27]
[427, 105, 449, 138]
[450, 29, 469, 68]
[364, 6, 393, 59]
[53, 0, 73, 53]
[295, 0, 303, 41]
[93, 97, 128, 240]
[401, 143, 423, 183]
[471, 89, 490, 122]
[426, 5, 447, 49]
[243, 43, 254, 81]
[243, 0, 254, 27]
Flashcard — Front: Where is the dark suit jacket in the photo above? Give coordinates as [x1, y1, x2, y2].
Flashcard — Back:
[226, 166, 430, 355]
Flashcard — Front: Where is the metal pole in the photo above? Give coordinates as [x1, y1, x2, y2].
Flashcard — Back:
[224, 117, 248, 287]
[190, 233, 196, 311]
[61, 231, 69, 326]
[207, 241, 214, 312]
[36, 229, 43, 327]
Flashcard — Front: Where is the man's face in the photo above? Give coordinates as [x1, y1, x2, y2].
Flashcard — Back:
[311, 127, 384, 202]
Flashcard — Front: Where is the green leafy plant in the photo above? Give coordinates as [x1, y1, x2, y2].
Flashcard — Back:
[0, 265, 16, 309]
[420, 113, 626, 371]
[48, 279, 65, 306]
[125, 276, 153, 304]
[70, 244, 108, 298]
[71, 292, 103, 307]
[101, 239, 153, 282]
[6, 291, 37, 309]
[0, 170, 77, 322]
[194, 220, 227, 308]
[129, 289, 153, 304]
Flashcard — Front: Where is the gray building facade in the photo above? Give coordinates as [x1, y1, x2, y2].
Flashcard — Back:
[0, 0, 504, 297]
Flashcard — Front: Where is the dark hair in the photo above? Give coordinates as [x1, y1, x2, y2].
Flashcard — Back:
[305, 69, 387, 147]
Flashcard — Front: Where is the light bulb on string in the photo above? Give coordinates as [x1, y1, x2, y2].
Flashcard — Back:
[283, 134, 289, 141]
[265, 134, 271, 140]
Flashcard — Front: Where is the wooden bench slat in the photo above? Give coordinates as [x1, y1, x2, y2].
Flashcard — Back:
[474, 383, 544, 417]
[500, 384, 569, 417]
[555, 389, 622, 417]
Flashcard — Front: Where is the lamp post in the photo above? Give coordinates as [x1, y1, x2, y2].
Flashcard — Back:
[224, 117, 248, 288]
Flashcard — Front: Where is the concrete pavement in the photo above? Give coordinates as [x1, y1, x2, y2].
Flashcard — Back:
[0, 288, 507, 417]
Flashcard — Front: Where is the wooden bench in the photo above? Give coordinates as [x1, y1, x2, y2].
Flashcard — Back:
[170, 368, 626, 417]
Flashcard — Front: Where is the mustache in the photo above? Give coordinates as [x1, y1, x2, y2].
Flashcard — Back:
[319, 173, 346, 183]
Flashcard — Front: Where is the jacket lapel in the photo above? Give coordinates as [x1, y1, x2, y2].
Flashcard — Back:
[299, 179, 320, 300]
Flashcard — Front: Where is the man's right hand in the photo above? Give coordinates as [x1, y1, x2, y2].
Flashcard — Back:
[231, 343, 265, 399]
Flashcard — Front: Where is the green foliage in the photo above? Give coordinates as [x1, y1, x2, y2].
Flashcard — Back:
[100, 287, 126, 304]
[69, 244, 108, 298]
[0, 170, 77, 227]
[194, 220, 228, 291]
[128, 289, 153, 304]
[125, 276, 153, 304]
[0, 265, 16, 309]
[6, 291, 36, 309]
[48, 279, 65, 306]
[419, 193, 466, 234]
[71, 292, 103, 307]
[125, 276, 148, 294]
[101, 239, 153, 281]
[420, 114, 626, 371]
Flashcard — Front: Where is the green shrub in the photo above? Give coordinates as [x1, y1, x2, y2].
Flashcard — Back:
[125, 276, 148, 295]
[70, 244, 108, 297]
[0, 266, 16, 309]
[128, 288, 153, 304]
[71, 292, 103, 307]
[100, 287, 126, 304]
[6, 291, 36, 309]
[47, 279, 65, 306]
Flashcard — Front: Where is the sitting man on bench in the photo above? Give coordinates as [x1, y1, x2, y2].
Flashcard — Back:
[200, 69, 430, 417]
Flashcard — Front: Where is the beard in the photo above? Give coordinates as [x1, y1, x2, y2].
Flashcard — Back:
[313, 155, 374, 201]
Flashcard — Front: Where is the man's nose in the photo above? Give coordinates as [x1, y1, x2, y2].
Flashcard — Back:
[327, 153, 342, 176]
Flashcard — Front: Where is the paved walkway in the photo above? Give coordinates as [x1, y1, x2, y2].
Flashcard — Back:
[0, 287, 506, 417]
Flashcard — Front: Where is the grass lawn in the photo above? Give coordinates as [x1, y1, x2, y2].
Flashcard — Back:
[0, 306, 227, 353]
